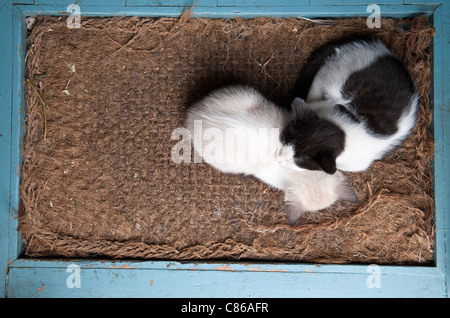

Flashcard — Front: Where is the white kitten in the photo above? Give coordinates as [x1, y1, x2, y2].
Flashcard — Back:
[185, 85, 358, 226]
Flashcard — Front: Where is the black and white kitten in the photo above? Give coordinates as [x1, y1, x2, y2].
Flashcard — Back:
[185, 85, 358, 226]
[285, 38, 419, 173]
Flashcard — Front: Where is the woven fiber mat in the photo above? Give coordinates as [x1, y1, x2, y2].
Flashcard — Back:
[20, 14, 435, 264]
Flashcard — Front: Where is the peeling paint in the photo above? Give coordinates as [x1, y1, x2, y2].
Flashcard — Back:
[37, 283, 44, 292]
[304, 269, 313, 274]
[176, 264, 208, 271]
[214, 264, 235, 271]
[6, 259, 11, 275]
[166, 262, 177, 268]
[109, 264, 133, 269]
[247, 267, 288, 272]
[186, 264, 198, 271]
[149, 280, 153, 286]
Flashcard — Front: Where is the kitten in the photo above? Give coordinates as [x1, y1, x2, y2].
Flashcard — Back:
[185, 85, 358, 226]
[286, 38, 419, 173]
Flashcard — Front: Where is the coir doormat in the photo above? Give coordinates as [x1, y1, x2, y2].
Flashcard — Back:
[20, 13, 435, 264]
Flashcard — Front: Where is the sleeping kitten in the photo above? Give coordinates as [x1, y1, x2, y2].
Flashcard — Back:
[286, 38, 419, 173]
[185, 85, 358, 226]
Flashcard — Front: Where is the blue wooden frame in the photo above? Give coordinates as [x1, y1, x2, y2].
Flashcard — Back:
[0, 0, 448, 298]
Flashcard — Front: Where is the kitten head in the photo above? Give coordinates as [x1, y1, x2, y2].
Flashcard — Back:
[284, 170, 359, 226]
[279, 98, 345, 174]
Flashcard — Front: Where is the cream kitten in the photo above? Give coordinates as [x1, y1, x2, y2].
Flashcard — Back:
[185, 85, 358, 226]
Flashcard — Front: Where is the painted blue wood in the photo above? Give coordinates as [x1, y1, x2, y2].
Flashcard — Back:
[310, 0, 404, 4]
[218, 0, 309, 6]
[15, 4, 437, 18]
[1, 0, 449, 298]
[8, 4, 27, 274]
[6, 264, 446, 297]
[186, 4, 437, 18]
[430, 3, 450, 283]
[34, 0, 218, 7]
[13, 1, 34, 4]
[7, 258, 443, 274]
[127, 0, 218, 6]
[0, 1, 13, 298]
[6, 259, 448, 297]
[404, 0, 443, 3]
[34, 0, 127, 5]
[126, 0, 160, 6]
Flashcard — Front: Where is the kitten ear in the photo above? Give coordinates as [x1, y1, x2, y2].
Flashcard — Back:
[295, 152, 337, 174]
[294, 155, 321, 171]
[315, 150, 337, 174]
[291, 98, 316, 121]
[337, 181, 359, 203]
[285, 203, 305, 227]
